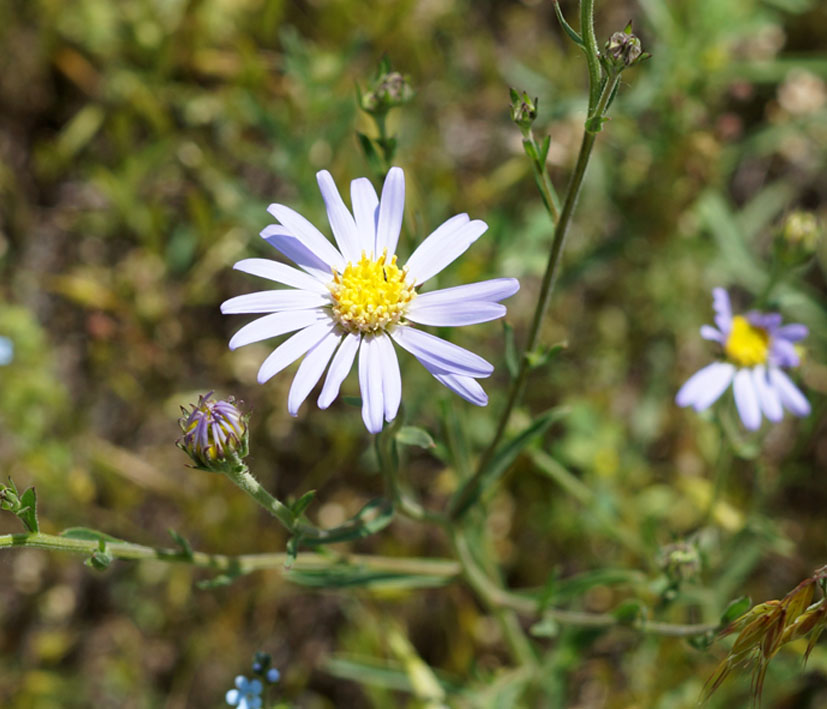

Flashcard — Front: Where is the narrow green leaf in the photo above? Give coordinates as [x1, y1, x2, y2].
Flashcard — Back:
[290, 489, 317, 518]
[721, 596, 752, 626]
[17, 487, 39, 533]
[289, 568, 450, 590]
[395, 426, 435, 449]
[168, 528, 193, 559]
[60, 527, 129, 544]
[552, 1, 585, 46]
[539, 134, 551, 165]
[299, 498, 394, 546]
[356, 133, 382, 174]
[612, 599, 646, 625]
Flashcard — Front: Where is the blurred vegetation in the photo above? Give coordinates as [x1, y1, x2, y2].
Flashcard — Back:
[0, 0, 826, 706]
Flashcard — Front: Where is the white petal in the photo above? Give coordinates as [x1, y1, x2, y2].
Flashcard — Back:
[257, 321, 334, 384]
[390, 325, 493, 378]
[229, 309, 328, 350]
[752, 365, 783, 423]
[733, 368, 762, 431]
[699, 325, 724, 343]
[233, 258, 329, 293]
[375, 167, 405, 257]
[375, 334, 401, 422]
[318, 332, 360, 409]
[404, 216, 487, 286]
[260, 225, 333, 281]
[267, 203, 345, 271]
[432, 373, 488, 406]
[415, 278, 520, 307]
[287, 330, 341, 416]
[675, 362, 734, 411]
[407, 301, 506, 327]
[316, 170, 361, 263]
[358, 336, 385, 433]
[768, 368, 811, 417]
[350, 177, 379, 256]
[220, 290, 329, 314]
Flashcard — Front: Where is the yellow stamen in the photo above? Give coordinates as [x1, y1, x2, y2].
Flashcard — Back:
[329, 250, 416, 334]
[724, 315, 769, 367]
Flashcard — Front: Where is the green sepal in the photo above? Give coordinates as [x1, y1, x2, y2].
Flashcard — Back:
[395, 426, 436, 449]
[168, 528, 194, 559]
[552, 1, 585, 46]
[290, 489, 317, 519]
[503, 322, 519, 379]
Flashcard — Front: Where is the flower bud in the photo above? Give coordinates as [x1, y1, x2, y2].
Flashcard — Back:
[658, 541, 701, 587]
[360, 61, 415, 116]
[509, 88, 538, 136]
[177, 392, 248, 473]
[605, 22, 647, 70]
[782, 210, 821, 252]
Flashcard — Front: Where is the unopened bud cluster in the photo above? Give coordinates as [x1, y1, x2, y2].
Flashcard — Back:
[360, 66, 415, 116]
[509, 88, 538, 136]
[178, 392, 248, 473]
[604, 22, 649, 71]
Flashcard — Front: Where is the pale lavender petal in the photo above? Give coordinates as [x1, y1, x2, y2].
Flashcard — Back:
[407, 301, 506, 327]
[260, 225, 333, 281]
[748, 312, 782, 331]
[768, 368, 811, 417]
[358, 336, 385, 433]
[770, 338, 800, 368]
[700, 325, 724, 343]
[220, 290, 329, 314]
[316, 170, 361, 263]
[350, 177, 379, 256]
[233, 258, 330, 293]
[675, 361, 735, 411]
[775, 323, 808, 342]
[375, 334, 401, 422]
[375, 167, 405, 257]
[390, 325, 493, 378]
[267, 203, 345, 271]
[318, 332, 360, 409]
[432, 373, 488, 406]
[414, 278, 520, 307]
[287, 330, 341, 416]
[229, 309, 329, 350]
[752, 365, 783, 423]
[404, 216, 487, 286]
[733, 368, 762, 431]
[712, 288, 732, 334]
[257, 321, 334, 384]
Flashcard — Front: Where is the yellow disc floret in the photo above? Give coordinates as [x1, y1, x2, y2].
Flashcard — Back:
[329, 250, 416, 334]
[724, 315, 770, 367]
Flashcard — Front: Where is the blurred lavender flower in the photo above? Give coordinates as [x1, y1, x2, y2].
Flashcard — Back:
[226, 675, 263, 709]
[676, 288, 810, 430]
[221, 167, 519, 433]
[177, 392, 248, 472]
[0, 336, 13, 366]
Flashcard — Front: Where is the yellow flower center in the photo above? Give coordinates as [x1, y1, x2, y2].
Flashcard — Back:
[724, 315, 769, 367]
[329, 251, 416, 334]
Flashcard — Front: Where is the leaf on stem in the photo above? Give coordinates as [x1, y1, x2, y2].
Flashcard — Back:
[552, 1, 585, 46]
[396, 426, 436, 449]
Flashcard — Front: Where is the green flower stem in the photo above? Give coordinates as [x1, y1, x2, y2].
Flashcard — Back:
[450, 72, 622, 521]
[223, 464, 297, 532]
[377, 426, 445, 525]
[1, 531, 717, 637]
[0, 531, 460, 576]
[580, 0, 602, 114]
[452, 528, 537, 666]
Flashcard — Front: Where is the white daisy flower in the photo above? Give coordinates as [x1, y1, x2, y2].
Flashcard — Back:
[221, 167, 519, 433]
[676, 288, 810, 430]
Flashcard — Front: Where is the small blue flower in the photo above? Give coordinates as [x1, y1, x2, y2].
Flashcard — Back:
[226, 675, 263, 709]
[0, 336, 13, 366]
[266, 668, 281, 683]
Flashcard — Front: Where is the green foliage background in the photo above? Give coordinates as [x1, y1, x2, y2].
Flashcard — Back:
[0, 0, 825, 706]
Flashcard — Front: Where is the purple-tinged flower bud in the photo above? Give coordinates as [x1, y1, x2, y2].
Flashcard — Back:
[509, 88, 538, 136]
[605, 22, 648, 70]
[359, 59, 415, 116]
[177, 392, 248, 473]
